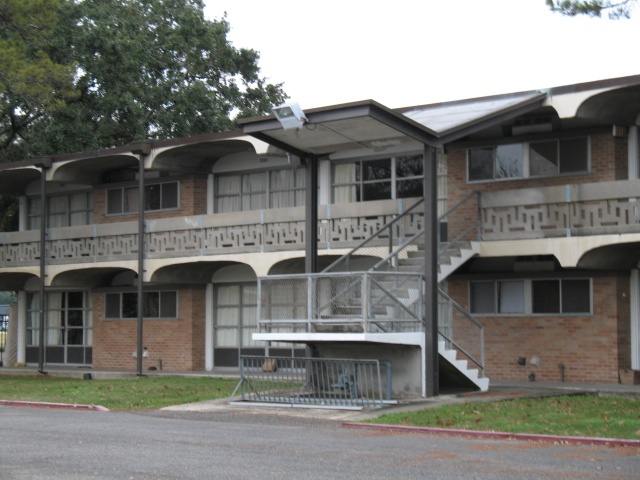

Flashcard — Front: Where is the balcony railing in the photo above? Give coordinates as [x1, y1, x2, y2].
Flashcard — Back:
[480, 179, 640, 240]
[2, 179, 639, 268]
[0, 199, 418, 267]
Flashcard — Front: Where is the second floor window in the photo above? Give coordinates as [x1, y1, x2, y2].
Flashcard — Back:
[106, 181, 178, 215]
[468, 137, 589, 182]
[332, 154, 424, 203]
[28, 192, 93, 230]
[215, 168, 305, 213]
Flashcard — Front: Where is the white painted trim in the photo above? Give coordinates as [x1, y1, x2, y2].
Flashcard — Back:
[253, 331, 424, 346]
[205, 283, 213, 371]
[631, 269, 640, 370]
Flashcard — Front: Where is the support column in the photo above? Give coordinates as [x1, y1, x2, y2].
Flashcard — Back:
[205, 283, 214, 371]
[629, 125, 639, 180]
[16, 291, 26, 364]
[132, 143, 151, 376]
[631, 268, 640, 370]
[305, 156, 318, 274]
[423, 145, 439, 397]
[34, 157, 51, 374]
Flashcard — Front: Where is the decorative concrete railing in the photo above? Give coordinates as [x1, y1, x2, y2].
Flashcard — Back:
[0, 199, 421, 267]
[480, 179, 640, 240]
[3, 178, 639, 268]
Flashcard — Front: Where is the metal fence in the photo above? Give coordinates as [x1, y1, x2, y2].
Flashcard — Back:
[230, 356, 393, 409]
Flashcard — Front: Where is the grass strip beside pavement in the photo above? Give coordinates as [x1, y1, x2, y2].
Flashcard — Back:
[0, 375, 238, 411]
[368, 395, 640, 440]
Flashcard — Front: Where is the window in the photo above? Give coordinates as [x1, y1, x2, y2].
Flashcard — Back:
[468, 137, 589, 182]
[470, 280, 525, 314]
[106, 182, 178, 215]
[532, 279, 591, 314]
[214, 284, 258, 347]
[468, 144, 523, 181]
[215, 168, 305, 213]
[332, 154, 423, 203]
[470, 278, 591, 315]
[28, 192, 93, 230]
[530, 138, 589, 176]
[26, 291, 92, 347]
[104, 291, 178, 319]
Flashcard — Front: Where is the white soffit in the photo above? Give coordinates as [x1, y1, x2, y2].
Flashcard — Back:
[261, 116, 409, 156]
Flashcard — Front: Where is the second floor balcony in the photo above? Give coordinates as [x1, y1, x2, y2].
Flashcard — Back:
[1, 178, 639, 269]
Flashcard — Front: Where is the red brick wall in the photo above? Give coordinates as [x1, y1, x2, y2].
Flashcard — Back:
[92, 288, 206, 371]
[446, 133, 627, 206]
[93, 176, 208, 224]
[447, 275, 630, 384]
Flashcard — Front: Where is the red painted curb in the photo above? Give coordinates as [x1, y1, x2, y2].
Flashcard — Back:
[342, 422, 640, 448]
[0, 400, 109, 412]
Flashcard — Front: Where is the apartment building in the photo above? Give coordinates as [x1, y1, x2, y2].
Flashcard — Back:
[1, 75, 638, 396]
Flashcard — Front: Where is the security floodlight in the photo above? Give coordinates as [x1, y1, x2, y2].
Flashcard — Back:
[272, 102, 308, 130]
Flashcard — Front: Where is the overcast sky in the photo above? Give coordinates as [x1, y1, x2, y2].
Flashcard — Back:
[204, 0, 640, 110]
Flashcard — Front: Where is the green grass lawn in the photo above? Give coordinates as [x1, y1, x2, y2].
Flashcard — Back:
[0, 375, 238, 411]
[369, 395, 640, 440]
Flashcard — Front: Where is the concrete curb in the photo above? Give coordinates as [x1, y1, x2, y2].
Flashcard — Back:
[0, 399, 109, 412]
[342, 422, 640, 448]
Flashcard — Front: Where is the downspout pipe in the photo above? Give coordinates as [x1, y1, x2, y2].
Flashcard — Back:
[131, 143, 151, 377]
[33, 157, 52, 374]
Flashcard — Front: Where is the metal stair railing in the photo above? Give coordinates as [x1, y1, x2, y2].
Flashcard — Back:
[438, 288, 485, 375]
[367, 191, 481, 274]
[322, 199, 424, 274]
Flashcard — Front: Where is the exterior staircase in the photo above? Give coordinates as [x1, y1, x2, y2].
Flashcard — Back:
[256, 194, 488, 393]
[322, 194, 488, 392]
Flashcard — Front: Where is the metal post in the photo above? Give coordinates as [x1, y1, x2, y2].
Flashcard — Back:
[34, 158, 51, 374]
[304, 156, 318, 274]
[423, 146, 439, 397]
[131, 143, 151, 376]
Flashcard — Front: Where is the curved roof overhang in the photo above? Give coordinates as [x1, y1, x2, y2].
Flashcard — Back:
[0, 272, 38, 291]
[577, 241, 640, 270]
[0, 132, 274, 192]
[150, 134, 273, 174]
[51, 154, 139, 185]
[575, 83, 640, 125]
[0, 165, 41, 196]
[150, 260, 242, 284]
[51, 267, 135, 288]
[540, 75, 640, 126]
